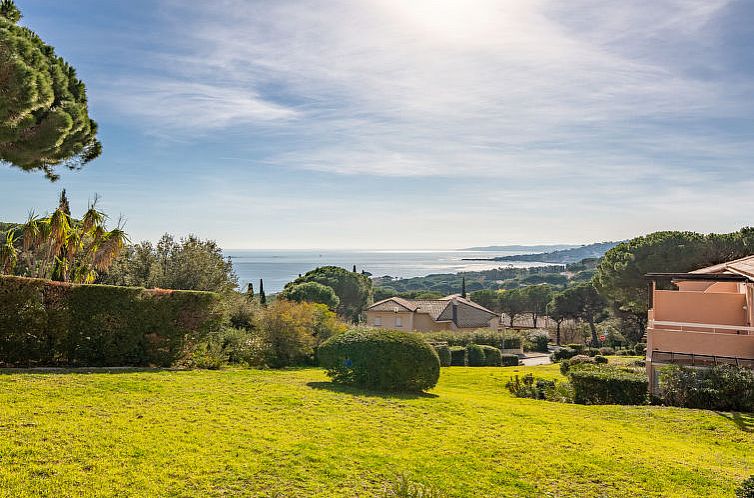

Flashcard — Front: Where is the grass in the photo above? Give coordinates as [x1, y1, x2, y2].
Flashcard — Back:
[0, 364, 751, 497]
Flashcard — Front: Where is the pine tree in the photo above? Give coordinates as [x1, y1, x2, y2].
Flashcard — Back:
[58, 189, 71, 216]
[0, 1, 102, 180]
[259, 278, 266, 305]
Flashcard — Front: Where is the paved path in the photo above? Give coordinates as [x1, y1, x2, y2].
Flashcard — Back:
[520, 354, 552, 366]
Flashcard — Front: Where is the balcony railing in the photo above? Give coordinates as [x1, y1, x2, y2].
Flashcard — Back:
[650, 350, 754, 369]
[649, 319, 754, 335]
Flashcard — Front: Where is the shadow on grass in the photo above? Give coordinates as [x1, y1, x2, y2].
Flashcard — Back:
[0, 367, 176, 375]
[306, 381, 438, 399]
[717, 411, 754, 433]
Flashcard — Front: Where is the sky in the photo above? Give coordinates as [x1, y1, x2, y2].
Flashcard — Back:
[2, 0, 754, 249]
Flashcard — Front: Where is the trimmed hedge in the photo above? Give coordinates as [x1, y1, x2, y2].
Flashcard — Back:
[568, 366, 648, 405]
[433, 344, 452, 367]
[317, 328, 440, 392]
[422, 330, 521, 350]
[501, 354, 520, 367]
[449, 346, 467, 366]
[0, 275, 222, 367]
[466, 344, 486, 366]
[658, 365, 754, 412]
[481, 345, 502, 366]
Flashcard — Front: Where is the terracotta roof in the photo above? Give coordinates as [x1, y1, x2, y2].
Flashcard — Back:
[691, 255, 754, 280]
[366, 295, 498, 328]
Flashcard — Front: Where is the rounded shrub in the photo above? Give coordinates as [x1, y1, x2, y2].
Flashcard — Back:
[736, 475, 754, 498]
[566, 343, 585, 352]
[594, 355, 608, 364]
[318, 328, 440, 392]
[634, 343, 646, 356]
[560, 354, 596, 375]
[433, 344, 451, 367]
[466, 344, 486, 366]
[449, 346, 467, 366]
[481, 345, 502, 366]
[598, 347, 615, 356]
[551, 347, 578, 362]
[501, 354, 520, 367]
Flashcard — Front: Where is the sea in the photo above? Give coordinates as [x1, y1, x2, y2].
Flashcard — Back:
[225, 249, 553, 293]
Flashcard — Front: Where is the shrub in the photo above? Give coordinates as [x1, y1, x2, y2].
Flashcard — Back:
[559, 355, 596, 375]
[737, 475, 754, 498]
[481, 345, 502, 366]
[657, 365, 754, 412]
[384, 474, 445, 498]
[318, 328, 440, 392]
[634, 343, 646, 356]
[449, 346, 467, 366]
[527, 331, 550, 353]
[261, 300, 346, 368]
[615, 349, 633, 356]
[0, 275, 222, 367]
[594, 355, 608, 364]
[583, 347, 600, 357]
[598, 347, 615, 356]
[422, 330, 520, 350]
[197, 327, 270, 367]
[432, 344, 452, 367]
[505, 373, 556, 400]
[466, 344, 486, 366]
[568, 366, 648, 405]
[551, 347, 578, 362]
[566, 343, 585, 352]
[501, 354, 520, 367]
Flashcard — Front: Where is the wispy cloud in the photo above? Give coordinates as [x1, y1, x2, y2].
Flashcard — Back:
[97, 0, 752, 186]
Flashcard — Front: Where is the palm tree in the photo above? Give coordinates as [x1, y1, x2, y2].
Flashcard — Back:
[0, 193, 128, 283]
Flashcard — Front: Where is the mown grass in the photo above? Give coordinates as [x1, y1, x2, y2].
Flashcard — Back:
[0, 365, 751, 497]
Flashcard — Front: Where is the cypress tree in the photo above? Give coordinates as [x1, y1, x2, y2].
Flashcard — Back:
[352, 265, 357, 272]
[246, 282, 254, 300]
[461, 277, 467, 299]
[259, 278, 266, 305]
[0, 1, 102, 180]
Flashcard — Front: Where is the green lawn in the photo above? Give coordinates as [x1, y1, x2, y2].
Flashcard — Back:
[0, 365, 751, 497]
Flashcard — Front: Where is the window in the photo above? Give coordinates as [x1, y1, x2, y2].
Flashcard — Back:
[374, 316, 382, 326]
[395, 316, 403, 327]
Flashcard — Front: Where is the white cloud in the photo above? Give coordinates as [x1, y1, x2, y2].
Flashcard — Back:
[100, 0, 751, 186]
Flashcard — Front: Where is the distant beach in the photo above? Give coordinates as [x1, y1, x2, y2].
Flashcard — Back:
[226, 249, 553, 293]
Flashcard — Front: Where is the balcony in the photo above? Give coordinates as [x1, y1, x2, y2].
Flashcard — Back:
[650, 350, 754, 370]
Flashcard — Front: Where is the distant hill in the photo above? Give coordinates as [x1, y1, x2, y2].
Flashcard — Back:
[463, 241, 621, 264]
[460, 244, 579, 252]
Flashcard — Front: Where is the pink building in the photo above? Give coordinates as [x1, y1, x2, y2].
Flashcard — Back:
[646, 255, 754, 392]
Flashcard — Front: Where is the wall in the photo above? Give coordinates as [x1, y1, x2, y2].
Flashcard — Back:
[653, 290, 747, 326]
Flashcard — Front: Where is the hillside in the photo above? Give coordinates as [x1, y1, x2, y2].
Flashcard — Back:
[464, 241, 620, 264]
[460, 244, 578, 252]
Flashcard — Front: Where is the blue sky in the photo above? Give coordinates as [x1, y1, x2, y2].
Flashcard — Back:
[2, 0, 754, 249]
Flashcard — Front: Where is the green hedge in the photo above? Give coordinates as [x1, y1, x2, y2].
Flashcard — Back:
[481, 345, 502, 366]
[568, 366, 648, 405]
[658, 365, 754, 412]
[433, 344, 452, 367]
[317, 328, 440, 392]
[0, 275, 222, 367]
[449, 346, 467, 366]
[501, 354, 520, 367]
[466, 344, 486, 366]
[422, 330, 521, 350]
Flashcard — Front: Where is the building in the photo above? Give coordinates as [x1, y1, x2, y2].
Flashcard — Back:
[365, 295, 499, 332]
[645, 255, 754, 392]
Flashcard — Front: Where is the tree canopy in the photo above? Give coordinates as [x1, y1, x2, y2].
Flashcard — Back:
[102, 234, 238, 293]
[0, 0, 101, 180]
[284, 266, 372, 322]
[279, 281, 340, 310]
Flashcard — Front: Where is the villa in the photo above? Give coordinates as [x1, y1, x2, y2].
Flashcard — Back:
[365, 295, 499, 332]
[645, 255, 754, 392]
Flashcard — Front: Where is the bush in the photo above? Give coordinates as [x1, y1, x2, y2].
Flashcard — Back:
[566, 343, 585, 352]
[598, 347, 615, 356]
[318, 328, 440, 392]
[615, 349, 633, 356]
[527, 331, 550, 353]
[737, 475, 754, 498]
[559, 355, 596, 375]
[634, 343, 646, 356]
[194, 326, 270, 368]
[481, 345, 502, 366]
[466, 344, 486, 366]
[505, 373, 557, 400]
[594, 355, 608, 364]
[449, 346, 467, 366]
[657, 365, 754, 412]
[432, 344, 451, 367]
[551, 347, 578, 362]
[568, 366, 648, 405]
[501, 354, 520, 367]
[0, 275, 222, 367]
[583, 347, 600, 357]
[422, 330, 520, 350]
